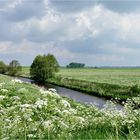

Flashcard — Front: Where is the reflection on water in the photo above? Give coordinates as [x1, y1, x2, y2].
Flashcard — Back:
[18, 77, 123, 110]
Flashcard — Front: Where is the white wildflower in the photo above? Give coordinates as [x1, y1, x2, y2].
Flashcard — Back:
[0, 82, 5, 87]
[0, 109, 4, 114]
[60, 121, 69, 129]
[76, 116, 85, 124]
[11, 96, 20, 101]
[27, 134, 36, 138]
[61, 99, 71, 108]
[50, 92, 60, 98]
[42, 120, 52, 129]
[1, 89, 8, 93]
[27, 118, 33, 122]
[5, 119, 11, 123]
[40, 88, 51, 95]
[20, 104, 31, 108]
[69, 108, 77, 114]
[43, 89, 60, 98]
[62, 110, 71, 115]
[54, 108, 61, 113]
[23, 112, 32, 120]
[1, 137, 10, 140]
[11, 79, 23, 84]
[0, 95, 6, 100]
[35, 99, 47, 109]
[48, 88, 57, 93]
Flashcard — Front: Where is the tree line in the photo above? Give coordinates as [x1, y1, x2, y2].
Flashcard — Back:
[0, 54, 86, 83]
[0, 60, 22, 76]
[0, 54, 59, 83]
[66, 62, 85, 68]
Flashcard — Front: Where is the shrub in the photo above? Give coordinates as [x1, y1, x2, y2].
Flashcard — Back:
[0, 61, 7, 74]
[66, 62, 85, 68]
[30, 54, 59, 83]
[8, 60, 22, 76]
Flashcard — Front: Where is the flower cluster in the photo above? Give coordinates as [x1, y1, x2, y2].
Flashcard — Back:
[11, 79, 23, 84]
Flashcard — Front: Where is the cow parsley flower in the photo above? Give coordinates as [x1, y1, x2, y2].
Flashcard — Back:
[42, 120, 52, 129]
[20, 104, 31, 108]
[48, 88, 57, 93]
[62, 110, 71, 115]
[11, 79, 23, 84]
[0, 82, 5, 87]
[40, 88, 48, 94]
[11, 96, 20, 101]
[76, 116, 85, 124]
[35, 99, 47, 109]
[61, 99, 71, 108]
[1, 89, 8, 93]
[0, 95, 6, 100]
[27, 134, 36, 138]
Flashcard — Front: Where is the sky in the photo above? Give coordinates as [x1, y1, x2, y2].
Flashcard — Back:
[0, 0, 140, 66]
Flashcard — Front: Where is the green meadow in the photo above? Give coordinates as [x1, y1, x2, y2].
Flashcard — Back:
[22, 67, 140, 86]
[21, 67, 140, 100]
[57, 67, 140, 86]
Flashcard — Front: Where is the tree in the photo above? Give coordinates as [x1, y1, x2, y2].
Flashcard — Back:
[30, 54, 59, 82]
[8, 60, 22, 76]
[0, 61, 7, 74]
[66, 62, 85, 68]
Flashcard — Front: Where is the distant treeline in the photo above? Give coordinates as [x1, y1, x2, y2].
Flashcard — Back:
[0, 60, 22, 76]
[66, 62, 85, 68]
[66, 64, 140, 69]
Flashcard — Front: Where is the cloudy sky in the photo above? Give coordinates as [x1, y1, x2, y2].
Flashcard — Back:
[0, 0, 140, 66]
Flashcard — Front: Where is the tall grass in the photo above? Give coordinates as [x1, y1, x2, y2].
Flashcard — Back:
[49, 76, 140, 100]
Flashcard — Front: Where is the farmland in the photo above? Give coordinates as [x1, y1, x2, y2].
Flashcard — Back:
[57, 68, 140, 86]
[21, 67, 140, 100]
[21, 67, 140, 86]
[0, 74, 140, 139]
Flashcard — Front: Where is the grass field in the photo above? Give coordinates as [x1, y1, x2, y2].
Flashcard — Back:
[0, 74, 140, 139]
[21, 67, 140, 100]
[21, 66, 30, 77]
[57, 68, 140, 86]
[22, 67, 140, 86]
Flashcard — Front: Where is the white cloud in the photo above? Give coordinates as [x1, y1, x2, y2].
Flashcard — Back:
[7, 0, 23, 9]
[0, 1, 140, 66]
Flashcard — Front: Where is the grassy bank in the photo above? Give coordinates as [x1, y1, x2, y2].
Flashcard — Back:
[0, 74, 140, 139]
[48, 76, 140, 100]
[21, 67, 140, 100]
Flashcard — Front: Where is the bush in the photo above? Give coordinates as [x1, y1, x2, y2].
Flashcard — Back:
[0, 61, 7, 74]
[30, 54, 59, 83]
[8, 60, 22, 76]
[66, 62, 85, 68]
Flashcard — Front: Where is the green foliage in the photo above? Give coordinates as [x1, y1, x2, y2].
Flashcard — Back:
[130, 84, 140, 95]
[30, 54, 59, 82]
[8, 60, 22, 76]
[0, 75, 140, 139]
[66, 62, 85, 68]
[0, 61, 7, 74]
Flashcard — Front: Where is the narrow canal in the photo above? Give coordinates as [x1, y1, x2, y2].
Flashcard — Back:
[18, 77, 123, 110]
